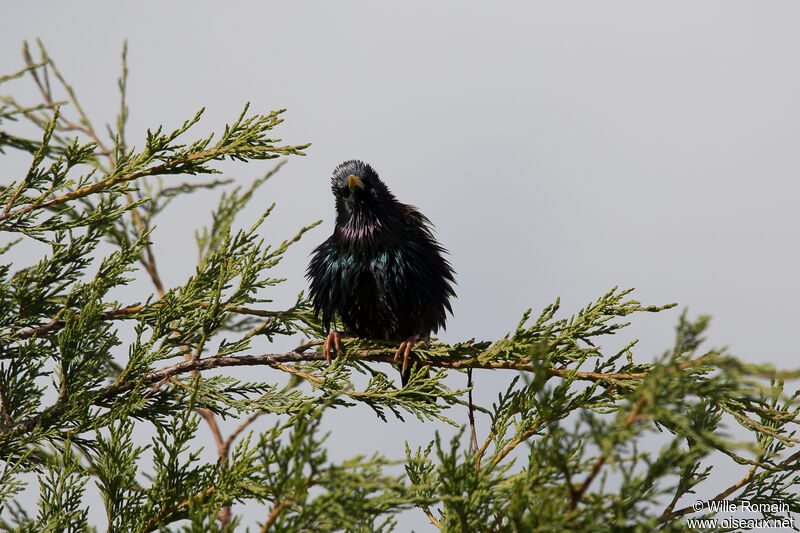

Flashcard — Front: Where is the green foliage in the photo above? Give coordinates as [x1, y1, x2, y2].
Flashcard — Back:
[1, 41, 800, 532]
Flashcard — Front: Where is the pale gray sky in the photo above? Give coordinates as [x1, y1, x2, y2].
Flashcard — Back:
[3, 1, 799, 530]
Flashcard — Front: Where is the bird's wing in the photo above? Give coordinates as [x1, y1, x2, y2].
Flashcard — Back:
[403, 204, 436, 239]
[402, 204, 457, 316]
[306, 238, 340, 333]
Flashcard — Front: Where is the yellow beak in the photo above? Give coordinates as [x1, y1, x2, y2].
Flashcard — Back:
[348, 174, 364, 193]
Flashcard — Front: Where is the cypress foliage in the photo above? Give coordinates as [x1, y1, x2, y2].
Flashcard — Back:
[1, 42, 799, 532]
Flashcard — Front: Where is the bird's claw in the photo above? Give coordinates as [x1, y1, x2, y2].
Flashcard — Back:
[395, 335, 420, 376]
[323, 331, 343, 364]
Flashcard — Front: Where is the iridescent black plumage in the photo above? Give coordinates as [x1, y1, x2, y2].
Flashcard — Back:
[306, 160, 456, 384]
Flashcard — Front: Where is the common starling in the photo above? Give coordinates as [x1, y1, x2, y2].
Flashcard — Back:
[306, 160, 456, 385]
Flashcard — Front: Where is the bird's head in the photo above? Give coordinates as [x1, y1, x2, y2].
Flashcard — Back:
[331, 160, 399, 228]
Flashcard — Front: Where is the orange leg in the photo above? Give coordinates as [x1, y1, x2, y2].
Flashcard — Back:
[323, 331, 343, 364]
[394, 335, 420, 376]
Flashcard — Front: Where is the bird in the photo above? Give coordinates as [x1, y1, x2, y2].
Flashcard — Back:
[306, 160, 456, 385]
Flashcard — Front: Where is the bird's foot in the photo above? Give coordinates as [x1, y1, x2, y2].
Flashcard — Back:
[394, 335, 420, 376]
[323, 331, 344, 364]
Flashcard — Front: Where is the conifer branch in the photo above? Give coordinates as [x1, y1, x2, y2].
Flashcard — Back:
[0, 145, 290, 224]
[0, 343, 763, 441]
[11, 302, 291, 340]
[88, 350, 702, 403]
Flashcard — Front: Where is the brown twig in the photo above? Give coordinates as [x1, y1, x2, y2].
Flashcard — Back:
[293, 339, 324, 353]
[476, 433, 493, 469]
[223, 411, 265, 456]
[269, 361, 324, 384]
[260, 498, 296, 533]
[722, 405, 800, 445]
[2, 179, 28, 218]
[0, 379, 14, 429]
[140, 485, 217, 533]
[13, 305, 146, 339]
[467, 368, 479, 455]
[567, 395, 647, 512]
[424, 509, 442, 529]
[197, 407, 226, 456]
[658, 462, 701, 521]
[491, 422, 544, 468]
[141, 375, 171, 400]
[659, 463, 758, 522]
